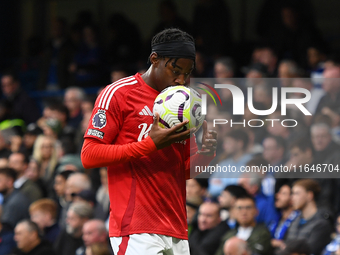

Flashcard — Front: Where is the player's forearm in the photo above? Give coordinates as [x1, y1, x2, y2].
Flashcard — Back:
[81, 137, 157, 169]
[185, 153, 215, 179]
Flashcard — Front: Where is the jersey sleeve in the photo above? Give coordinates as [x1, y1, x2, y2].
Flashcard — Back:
[82, 84, 158, 169]
[81, 136, 157, 169]
[84, 87, 123, 144]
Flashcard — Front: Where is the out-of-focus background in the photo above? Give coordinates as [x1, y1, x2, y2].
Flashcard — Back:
[1, 1, 340, 255]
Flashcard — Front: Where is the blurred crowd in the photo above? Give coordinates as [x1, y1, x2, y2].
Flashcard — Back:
[0, 0, 340, 255]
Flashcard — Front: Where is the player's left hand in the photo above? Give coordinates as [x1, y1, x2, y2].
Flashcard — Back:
[198, 120, 217, 156]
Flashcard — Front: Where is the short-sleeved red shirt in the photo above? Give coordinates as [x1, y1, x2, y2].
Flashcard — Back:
[84, 73, 197, 239]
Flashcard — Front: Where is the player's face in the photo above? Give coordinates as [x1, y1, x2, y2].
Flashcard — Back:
[155, 57, 194, 91]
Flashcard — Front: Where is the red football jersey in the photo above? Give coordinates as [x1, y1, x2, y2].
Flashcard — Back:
[84, 73, 197, 239]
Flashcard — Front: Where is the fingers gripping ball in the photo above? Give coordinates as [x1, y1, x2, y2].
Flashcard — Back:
[153, 86, 204, 133]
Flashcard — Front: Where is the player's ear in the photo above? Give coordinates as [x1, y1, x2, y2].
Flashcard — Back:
[150, 53, 160, 66]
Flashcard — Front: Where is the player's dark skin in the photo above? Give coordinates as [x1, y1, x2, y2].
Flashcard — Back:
[142, 52, 217, 155]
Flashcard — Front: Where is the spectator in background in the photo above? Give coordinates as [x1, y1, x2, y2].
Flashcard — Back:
[65, 173, 92, 203]
[38, 17, 74, 90]
[191, 51, 212, 78]
[311, 123, 340, 165]
[69, 25, 104, 88]
[209, 129, 252, 197]
[96, 167, 110, 219]
[19, 123, 43, 157]
[186, 178, 208, 205]
[81, 96, 94, 116]
[86, 243, 112, 255]
[53, 170, 74, 221]
[0, 131, 10, 159]
[186, 198, 201, 236]
[269, 182, 298, 252]
[48, 103, 76, 140]
[266, 113, 298, 144]
[32, 135, 59, 194]
[72, 189, 106, 220]
[218, 185, 248, 228]
[25, 157, 48, 197]
[291, 78, 324, 118]
[245, 63, 269, 79]
[54, 201, 93, 255]
[223, 237, 252, 255]
[274, 5, 324, 67]
[278, 60, 301, 79]
[63, 87, 85, 129]
[238, 171, 279, 227]
[307, 45, 327, 89]
[58, 172, 92, 228]
[0, 71, 40, 125]
[278, 60, 301, 87]
[9, 152, 43, 203]
[322, 214, 340, 255]
[284, 137, 337, 212]
[277, 239, 311, 255]
[258, 47, 278, 77]
[29, 199, 60, 244]
[262, 136, 287, 167]
[76, 219, 110, 255]
[12, 220, 56, 255]
[215, 194, 273, 255]
[0, 217, 16, 255]
[189, 202, 229, 255]
[70, 10, 95, 48]
[0, 167, 30, 229]
[315, 67, 340, 115]
[285, 179, 332, 255]
[214, 57, 235, 79]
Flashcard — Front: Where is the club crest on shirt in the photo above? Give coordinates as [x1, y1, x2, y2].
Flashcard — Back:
[92, 109, 107, 129]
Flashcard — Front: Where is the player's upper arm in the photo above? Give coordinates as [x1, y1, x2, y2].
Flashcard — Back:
[84, 85, 124, 144]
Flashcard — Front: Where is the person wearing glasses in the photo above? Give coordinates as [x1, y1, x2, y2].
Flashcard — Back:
[214, 194, 273, 255]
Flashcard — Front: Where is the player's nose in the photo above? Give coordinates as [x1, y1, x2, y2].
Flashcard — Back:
[175, 74, 186, 85]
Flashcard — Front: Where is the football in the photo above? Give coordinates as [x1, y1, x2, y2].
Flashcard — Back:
[153, 86, 204, 132]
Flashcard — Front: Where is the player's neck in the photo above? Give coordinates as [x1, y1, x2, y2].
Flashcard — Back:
[141, 67, 159, 92]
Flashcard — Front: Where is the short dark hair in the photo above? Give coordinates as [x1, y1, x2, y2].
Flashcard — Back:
[194, 178, 209, 189]
[293, 179, 321, 201]
[226, 129, 249, 150]
[223, 185, 248, 199]
[246, 156, 268, 168]
[11, 152, 29, 165]
[236, 193, 256, 205]
[264, 135, 286, 151]
[57, 170, 74, 180]
[289, 137, 313, 152]
[150, 28, 195, 66]
[0, 167, 17, 181]
[215, 57, 235, 73]
[151, 28, 194, 48]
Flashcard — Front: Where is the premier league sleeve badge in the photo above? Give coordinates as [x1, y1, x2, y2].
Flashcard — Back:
[92, 109, 107, 129]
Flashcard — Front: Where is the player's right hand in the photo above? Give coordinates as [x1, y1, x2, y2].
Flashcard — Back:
[149, 112, 195, 150]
